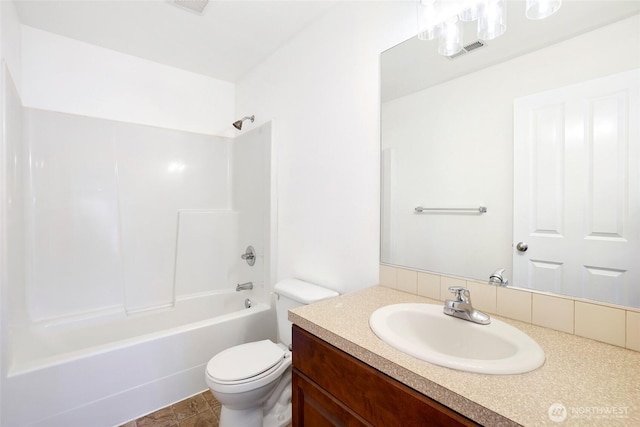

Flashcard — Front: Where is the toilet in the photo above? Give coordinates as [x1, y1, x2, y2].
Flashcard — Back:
[205, 279, 339, 427]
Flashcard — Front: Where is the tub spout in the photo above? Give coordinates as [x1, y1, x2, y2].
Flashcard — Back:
[236, 282, 253, 291]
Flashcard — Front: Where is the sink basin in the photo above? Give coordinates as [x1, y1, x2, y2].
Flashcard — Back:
[369, 303, 545, 374]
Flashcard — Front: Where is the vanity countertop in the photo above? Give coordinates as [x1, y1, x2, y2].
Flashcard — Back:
[289, 285, 640, 426]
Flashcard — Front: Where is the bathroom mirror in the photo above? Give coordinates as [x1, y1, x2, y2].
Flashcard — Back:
[380, 0, 640, 308]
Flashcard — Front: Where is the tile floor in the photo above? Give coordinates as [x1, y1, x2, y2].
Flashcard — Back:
[120, 391, 293, 427]
[120, 391, 220, 427]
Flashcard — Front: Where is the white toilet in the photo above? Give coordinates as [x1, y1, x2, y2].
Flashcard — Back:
[205, 279, 339, 427]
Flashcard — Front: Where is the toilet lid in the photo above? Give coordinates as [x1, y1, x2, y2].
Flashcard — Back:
[207, 340, 285, 382]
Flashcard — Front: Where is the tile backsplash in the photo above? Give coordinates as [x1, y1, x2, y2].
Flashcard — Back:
[380, 264, 640, 352]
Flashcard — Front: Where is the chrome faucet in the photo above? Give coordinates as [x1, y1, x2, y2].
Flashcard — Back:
[236, 281, 253, 291]
[241, 246, 256, 266]
[488, 268, 509, 286]
[443, 286, 490, 325]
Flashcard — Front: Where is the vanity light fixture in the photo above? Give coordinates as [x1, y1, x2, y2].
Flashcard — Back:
[417, 0, 561, 56]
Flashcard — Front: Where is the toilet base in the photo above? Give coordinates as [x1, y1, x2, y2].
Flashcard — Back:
[216, 376, 292, 427]
[263, 387, 291, 427]
[218, 404, 291, 427]
[219, 406, 262, 427]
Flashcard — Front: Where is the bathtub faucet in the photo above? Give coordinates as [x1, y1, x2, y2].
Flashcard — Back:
[236, 282, 254, 292]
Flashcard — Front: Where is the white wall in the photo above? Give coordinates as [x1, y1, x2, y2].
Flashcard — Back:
[21, 25, 236, 137]
[381, 15, 640, 282]
[236, 1, 416, 295]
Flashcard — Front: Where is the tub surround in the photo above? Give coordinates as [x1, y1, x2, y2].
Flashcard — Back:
[289, 286, 640, 426]
[2, 73, 275, 425]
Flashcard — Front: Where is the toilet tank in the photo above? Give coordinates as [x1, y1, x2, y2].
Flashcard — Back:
[274, 279, 339, 347]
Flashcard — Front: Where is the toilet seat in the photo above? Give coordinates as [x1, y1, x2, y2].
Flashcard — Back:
[207, 340, 286, 384]
[206, 340, 292, 396]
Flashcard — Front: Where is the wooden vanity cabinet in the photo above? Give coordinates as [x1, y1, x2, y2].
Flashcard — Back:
[291, 325, 479, 427]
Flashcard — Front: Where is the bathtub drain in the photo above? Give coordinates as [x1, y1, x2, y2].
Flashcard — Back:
[245, 298, 252, 309]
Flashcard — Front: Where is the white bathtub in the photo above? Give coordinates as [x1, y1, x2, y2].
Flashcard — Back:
[3, 289, 276, 427]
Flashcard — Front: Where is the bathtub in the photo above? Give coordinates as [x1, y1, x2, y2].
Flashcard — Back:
[2, 289, 276, 427]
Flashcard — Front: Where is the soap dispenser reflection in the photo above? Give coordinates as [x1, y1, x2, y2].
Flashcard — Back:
[489, 268, 509, 286]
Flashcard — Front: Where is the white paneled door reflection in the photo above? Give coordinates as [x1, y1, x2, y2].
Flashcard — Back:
[513, 69, 639, 306]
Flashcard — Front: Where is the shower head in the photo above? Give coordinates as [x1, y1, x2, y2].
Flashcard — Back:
[233, 115, 255, 130]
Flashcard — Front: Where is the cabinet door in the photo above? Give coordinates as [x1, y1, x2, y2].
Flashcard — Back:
[292, 369, 371, 427]
[292, 325, 479, 427]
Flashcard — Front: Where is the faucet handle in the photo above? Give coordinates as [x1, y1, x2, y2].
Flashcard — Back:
[448, 286, 470, 303]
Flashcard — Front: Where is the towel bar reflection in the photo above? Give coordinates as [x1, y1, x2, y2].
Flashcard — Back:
[415, 206, 487, 213]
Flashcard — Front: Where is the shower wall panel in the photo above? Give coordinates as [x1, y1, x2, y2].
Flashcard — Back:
[23, 109, 233, 322]
[232, 123, 271, 289]
[2, 66, 26, 330]
[113, 123, 231, 313]
[24, 109, 122, 322]
[174, 210, 239, 298]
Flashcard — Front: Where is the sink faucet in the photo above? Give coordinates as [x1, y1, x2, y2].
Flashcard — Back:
[443, 286, 490, 325]
[488, 268, 509, 286]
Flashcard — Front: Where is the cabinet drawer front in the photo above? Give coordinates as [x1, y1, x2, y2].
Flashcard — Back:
[293, 369, 372, 427]
[292, 325, 478, 427]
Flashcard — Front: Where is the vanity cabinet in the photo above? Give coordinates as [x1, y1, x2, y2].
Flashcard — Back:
[291, 325, 479, 427]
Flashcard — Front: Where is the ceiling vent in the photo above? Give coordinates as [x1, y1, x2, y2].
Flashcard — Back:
[172, 0, 209, 15]
[446, 40, 486, 60]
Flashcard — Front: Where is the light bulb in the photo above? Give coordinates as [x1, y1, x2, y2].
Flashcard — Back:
[417, 0, 441, 40]
[438, 17, 463, 56]
[459, 3, 479, 22]
[478, 0, 506, 41]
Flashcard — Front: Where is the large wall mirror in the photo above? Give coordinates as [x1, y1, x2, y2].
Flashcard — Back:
[381, 1, 640, 308]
